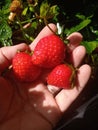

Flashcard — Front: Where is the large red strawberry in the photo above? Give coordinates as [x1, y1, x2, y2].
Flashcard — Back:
[32, 34, 66, 68]
[12, 52, 41, 82]
[47, 64, 76, 89]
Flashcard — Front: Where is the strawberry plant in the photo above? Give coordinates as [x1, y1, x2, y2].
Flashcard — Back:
[0, 1, 98, 129]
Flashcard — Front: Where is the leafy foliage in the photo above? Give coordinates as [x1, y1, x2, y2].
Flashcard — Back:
[0, 0, 98, 76]
[81, 41, 98, 54]
[0, 0, 12, 46]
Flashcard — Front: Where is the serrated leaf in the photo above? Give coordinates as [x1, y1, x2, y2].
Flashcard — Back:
[0, 22, 12, 39]
[0, 38, 12, 46]
[81, 41, 98, 54]
[0, 21, 12, 46]
[0, 0, 11, 15]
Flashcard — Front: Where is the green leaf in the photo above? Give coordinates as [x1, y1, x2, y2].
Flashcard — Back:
[91, 54, 98, 66]
[65, 19, 91, 36]
[22, 7, 28, 16]
[0, 38, 12, 46]
[29, 5, 35, 12]
[40, 1, 50, 18]
[48, 5, 59, 18]
[81, 41, 98, 54]
[0, 21, 12, 46]
[31, 21, 38, 29]
[75, 14, 86, 20]
[40, 1, 59, 21]
[0, 0, 11, 15]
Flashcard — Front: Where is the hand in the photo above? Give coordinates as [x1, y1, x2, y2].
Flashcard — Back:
[0, 24, 91, 130]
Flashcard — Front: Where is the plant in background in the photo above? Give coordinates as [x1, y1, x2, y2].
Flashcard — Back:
[0, 0, 12, 46]
[0, 0, 59, 45]
[0, 0, 98, 78]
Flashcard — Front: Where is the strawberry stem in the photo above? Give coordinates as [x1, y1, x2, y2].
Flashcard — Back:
[43, 17, 57, 35]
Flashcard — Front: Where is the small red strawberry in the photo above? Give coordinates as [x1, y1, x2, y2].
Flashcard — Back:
[12, 52, 41, 82]
[47, 64, 76, 89]
[32, 34, 66, 68]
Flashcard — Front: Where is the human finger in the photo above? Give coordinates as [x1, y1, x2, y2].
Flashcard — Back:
[67, 32, 83, 52]
[30, 23, 57, 51]
[66, 32, 85, 66]
[30, 23, 60, 95]
[55, 64, 91, 112]
[47, 42, 86, 95]
[70, 45, 86, 67]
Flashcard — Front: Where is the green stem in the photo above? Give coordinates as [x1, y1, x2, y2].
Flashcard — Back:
[21, 17, 36, 24]
[16, 17, 30, 43]
[43, 17, 56, 35]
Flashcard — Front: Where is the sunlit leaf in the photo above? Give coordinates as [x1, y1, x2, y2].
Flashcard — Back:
[76, 14, 86, 20]
[40, 1, 50, 17]
[81, 41, 98, 54]
[65, 19, 91, 36]
[22, 7, 28, 15]
[48, 5, 59, 18]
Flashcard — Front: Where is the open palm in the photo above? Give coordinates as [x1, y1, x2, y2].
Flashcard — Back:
[0, 24, 91, 130]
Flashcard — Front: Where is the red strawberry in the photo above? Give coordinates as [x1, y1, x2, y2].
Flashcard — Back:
[32, 34, 66, 68]
[47, 64, 76, 89]
[12, 52, 41, 82]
